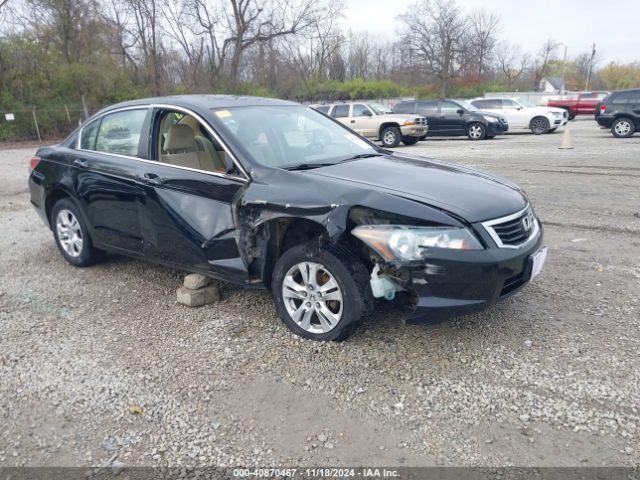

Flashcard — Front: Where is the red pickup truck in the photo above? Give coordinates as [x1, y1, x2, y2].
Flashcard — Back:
[548, 91, 610, 119]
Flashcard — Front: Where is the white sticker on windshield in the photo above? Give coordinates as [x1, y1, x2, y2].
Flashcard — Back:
[344, 133, 371, 150]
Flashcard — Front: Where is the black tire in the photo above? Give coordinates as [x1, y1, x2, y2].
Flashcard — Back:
[568, 113, 576, 121]
[466, 122, 486, 140]
[380, 126, 401, 148]
[611, 117, 636, 138]
[271, 242, 373, 341]
[419, 133, 428, 140]
[485, 135, 495, 140]
[51, 198, 102, 267]
[401, 136, 419, 146]
[530, 116, 550, 135]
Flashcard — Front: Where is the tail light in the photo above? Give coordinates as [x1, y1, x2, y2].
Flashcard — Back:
[29, 156, 42, 172]
[600, 104, 606, 113]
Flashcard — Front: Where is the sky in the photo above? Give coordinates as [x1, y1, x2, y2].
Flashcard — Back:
[342, 0, 640, 64]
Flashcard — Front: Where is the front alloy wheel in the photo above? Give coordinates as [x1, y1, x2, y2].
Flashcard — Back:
[530, 116, 550, 135]
[282, 261, 343, 334]
[271, 242, 372, 341]
[467, 122, 486, 140]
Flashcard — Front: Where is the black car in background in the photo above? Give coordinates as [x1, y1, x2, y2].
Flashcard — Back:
[29, 95, 546, 341]
[393, 99, 508, 140]
[596, 88, 640, 137]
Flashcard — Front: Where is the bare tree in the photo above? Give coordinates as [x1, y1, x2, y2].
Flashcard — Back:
[532, 38, 560, 89]
[495, 40, 529, 88]
[468, 9, 500, 79]
[124, 0, 164, 94]
[399, 0, 469, 97]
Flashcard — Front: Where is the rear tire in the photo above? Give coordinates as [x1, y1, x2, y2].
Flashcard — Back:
[467, 122, 486, 140]
[611, 117, 635, 138]
[485, 135, 495, 140]
[51, 198, 102, 267]
[271, 242, 373, 341]
[380, 126, 401, 148]
[401, 136, 419, 146]
[530, 116, 550, 135]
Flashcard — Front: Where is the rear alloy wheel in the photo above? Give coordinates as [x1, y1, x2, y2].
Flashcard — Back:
[401, 136, 419, 146]
[51, 198, 102, 267]
[271, 242, 372, 341]
[530, 116, 550, 135]
[611, 117, 635, 138]
[380, 126, 401, 148]
[467, 122, 486, 140]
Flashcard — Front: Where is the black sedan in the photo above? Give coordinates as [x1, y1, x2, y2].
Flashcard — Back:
[29, 95, 546, 341]
[393, 99, 508, 140]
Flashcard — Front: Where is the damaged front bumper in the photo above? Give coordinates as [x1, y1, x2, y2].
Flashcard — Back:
[398, 231, 545, 324]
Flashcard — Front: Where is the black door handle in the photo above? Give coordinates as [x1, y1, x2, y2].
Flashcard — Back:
[350, 120, 355, 123]
[143, 173, 163, 185]
[72, 158, 89, 168]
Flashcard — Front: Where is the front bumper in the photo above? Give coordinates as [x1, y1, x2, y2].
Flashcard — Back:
[487, 121, 508, 135]
[402, 227, 544, 324]
[400, 125, 429, 137]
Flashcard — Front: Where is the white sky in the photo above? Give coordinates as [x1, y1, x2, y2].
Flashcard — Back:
[342, 0, 639, 64]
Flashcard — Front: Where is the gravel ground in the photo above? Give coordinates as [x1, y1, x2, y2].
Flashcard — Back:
[1, 119, 639, 468]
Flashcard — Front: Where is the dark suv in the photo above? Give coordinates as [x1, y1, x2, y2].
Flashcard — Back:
[596, 89, 640, 137]
[393, 99, 508, 140]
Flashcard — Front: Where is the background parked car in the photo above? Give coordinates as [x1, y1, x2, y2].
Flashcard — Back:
[596, 88, 640, 138]
[471, 98, 568, 135]
[312, 102, 427, 147]
[392, 99, 508, 140]
[548, 91, 609, 119]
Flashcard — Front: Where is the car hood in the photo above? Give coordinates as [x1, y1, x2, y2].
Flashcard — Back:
[378, 113, 425, 122]
[474, 110, 506, 121]
[527, 106, 564, 115]
[305, 154, 527, 223]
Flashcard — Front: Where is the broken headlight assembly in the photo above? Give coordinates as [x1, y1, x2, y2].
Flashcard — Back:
[351, 225, 483, 261]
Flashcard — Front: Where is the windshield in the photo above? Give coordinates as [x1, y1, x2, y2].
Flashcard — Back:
[369, 103, 390, 114]
[456, 100, 478, 112]
[213, 105, 379, 169]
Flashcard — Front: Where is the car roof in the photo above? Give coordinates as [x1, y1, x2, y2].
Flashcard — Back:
[98, 94, 299, 113]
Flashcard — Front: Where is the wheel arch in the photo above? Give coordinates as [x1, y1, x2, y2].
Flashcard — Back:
[378, 122, 400, 138]
[44, 187, 74, 229]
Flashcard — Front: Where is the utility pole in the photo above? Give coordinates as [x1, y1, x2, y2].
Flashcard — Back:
[585, 43, 596, 91]
[560, 44, 568, 94]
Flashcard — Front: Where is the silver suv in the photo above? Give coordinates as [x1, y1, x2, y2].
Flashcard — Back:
[312, 102, 428, 147]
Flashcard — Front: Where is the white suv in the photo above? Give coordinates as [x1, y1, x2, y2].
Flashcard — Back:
[312, 102, 428, 147]
[470, 98, 568, 134]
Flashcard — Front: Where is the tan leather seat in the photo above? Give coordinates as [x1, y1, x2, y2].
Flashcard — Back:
[162, 124, 225, 172]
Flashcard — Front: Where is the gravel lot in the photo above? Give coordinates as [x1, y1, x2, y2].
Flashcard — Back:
[1, 119, 639, 468]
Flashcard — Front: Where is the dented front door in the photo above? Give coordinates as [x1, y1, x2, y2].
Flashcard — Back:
[138, 164, 248, 282]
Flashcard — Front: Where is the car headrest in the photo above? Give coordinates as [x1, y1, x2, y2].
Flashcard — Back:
[165, 124, 195, 151]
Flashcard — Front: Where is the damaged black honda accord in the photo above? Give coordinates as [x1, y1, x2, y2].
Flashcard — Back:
[29, 95, 547, 340]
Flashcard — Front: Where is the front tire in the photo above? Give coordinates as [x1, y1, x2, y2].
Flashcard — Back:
[51, 198, 102, 267]
[611, 117, 635, 138]
[530, 116, 550, 135]
[467, 122, 486, 140]
[401, 136, 419, 146]
[380, 126, 401, 148]
[271, 242, 373, 341]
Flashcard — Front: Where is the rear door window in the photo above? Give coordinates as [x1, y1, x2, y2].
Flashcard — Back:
[95, 109, 148, 157]
[610, 92, 631, 104]
[332, 105, 350, 118]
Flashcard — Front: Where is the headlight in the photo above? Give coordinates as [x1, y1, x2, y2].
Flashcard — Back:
[352, 225, 483, 261]
[403, 120, 416, 126]
[483, 115, 497, 123]
[549, 111, 561, 117]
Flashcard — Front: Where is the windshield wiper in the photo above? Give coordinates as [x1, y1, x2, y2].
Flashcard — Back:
[343, 152, 386, 161]
[285, 162, 337, 171]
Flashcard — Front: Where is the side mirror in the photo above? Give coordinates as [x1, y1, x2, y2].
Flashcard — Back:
[456, 108, 465, 115]
[516, 106, 523, 111]
[363, 110, 373, 117]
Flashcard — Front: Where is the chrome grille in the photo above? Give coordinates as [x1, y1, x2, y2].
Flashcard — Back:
[482, 206, 538, 249]
[415, 117, 427, 126]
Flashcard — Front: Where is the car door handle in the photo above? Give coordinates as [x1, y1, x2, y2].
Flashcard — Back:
[72, 158, 89, 168]
[142, 173, 163, 185]
[350, 120, 355, 123]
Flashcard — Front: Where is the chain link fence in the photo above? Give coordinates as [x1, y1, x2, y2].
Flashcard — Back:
[0, 101, 93, 143]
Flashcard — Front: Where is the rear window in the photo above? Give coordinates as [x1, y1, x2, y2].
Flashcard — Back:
[314, 105, 330, 114]
[609, 92, 632, 104]
[94, 109, 147, 157]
